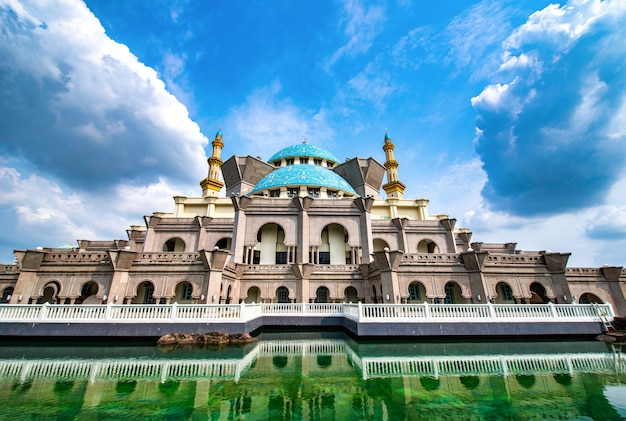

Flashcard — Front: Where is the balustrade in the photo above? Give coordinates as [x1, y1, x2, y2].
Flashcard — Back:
[0, 302, 614, 324]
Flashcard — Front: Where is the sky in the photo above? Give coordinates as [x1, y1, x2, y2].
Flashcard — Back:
[0, 0, 625, 267]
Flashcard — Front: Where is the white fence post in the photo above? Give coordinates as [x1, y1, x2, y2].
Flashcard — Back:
[104, 303, 113, 321]
[171, 302, 178, 320]
[358, 301, 363, 320]
[39, 302, 49, 321]
[548, 302, 557, 319]
[423, 302, 430, 319]
[487, 302, 496, 319]
[240, 301, 246, 320]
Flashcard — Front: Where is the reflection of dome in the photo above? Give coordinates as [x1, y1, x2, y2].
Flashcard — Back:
[249, 164, 358, 196]
[268, 143, 339, 164]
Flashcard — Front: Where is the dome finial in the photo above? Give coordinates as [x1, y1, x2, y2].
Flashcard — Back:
[216, 127, 222, 138]
[303, 138, 307, 144]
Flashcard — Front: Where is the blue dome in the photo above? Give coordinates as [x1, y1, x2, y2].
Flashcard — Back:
[249, 164, 358, 196]
[268, 144, 339, 164]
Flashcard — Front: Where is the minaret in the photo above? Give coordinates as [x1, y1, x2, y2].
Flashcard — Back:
[200, 129, 225, 197]
[382, 130, 405, 200]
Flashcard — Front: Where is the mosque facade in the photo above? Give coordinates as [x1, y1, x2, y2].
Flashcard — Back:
[1, 131, 625, 316]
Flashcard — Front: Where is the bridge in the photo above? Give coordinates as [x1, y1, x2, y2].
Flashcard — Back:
[0, 302, 614, 338]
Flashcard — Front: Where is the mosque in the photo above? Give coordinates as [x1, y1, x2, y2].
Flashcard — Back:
[1, 130, 625, 316]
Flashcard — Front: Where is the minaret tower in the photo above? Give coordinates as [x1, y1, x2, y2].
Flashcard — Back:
[382, 130, 405, 200]
[200, 129, 225, 198]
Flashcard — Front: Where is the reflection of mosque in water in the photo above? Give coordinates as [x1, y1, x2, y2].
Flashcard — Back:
[1, 335, 625, 420]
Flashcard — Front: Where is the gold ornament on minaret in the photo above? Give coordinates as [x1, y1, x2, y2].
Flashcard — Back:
[200, 129, 225, 197]
[382, 130, 405, 199]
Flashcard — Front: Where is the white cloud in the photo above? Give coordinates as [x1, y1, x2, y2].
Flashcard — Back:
[225, 82, 334, 159]
[324, 0, 385, 71]
[0, 0, 208, 190]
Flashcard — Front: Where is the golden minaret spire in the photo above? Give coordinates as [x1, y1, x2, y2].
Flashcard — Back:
[200, 128, 225, 197]
[382, 130, 405, 200]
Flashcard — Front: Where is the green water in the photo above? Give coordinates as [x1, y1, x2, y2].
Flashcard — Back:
[0, 333, 625, 420]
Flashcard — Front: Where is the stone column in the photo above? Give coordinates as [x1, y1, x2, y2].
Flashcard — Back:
[199, 249, 230, 304]
[372, 250, 403, 303]
[543, 252, 572, 303]
[106, 249, 138, 304]
[355, 197, 375, 262]
[460, 250, 489, 303]
[293, 196, 313, 263]
[601, 266, 626, 317]
[9, 250, 45, 304]
[231, 196, 251, 263]
[293, 263, 314, 303]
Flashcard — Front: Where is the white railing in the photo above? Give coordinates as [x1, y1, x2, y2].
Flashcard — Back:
[0, 302, 614, 324]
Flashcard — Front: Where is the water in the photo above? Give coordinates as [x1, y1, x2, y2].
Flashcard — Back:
[1, 332, 625, 420]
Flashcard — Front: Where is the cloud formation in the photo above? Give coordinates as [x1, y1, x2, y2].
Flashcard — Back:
[472, 0, 626, 217]
[0, 0, 208, 191]
[225, 82, 334, 159]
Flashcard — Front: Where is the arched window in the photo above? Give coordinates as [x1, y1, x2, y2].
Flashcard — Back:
[1, 287, 14, 304]
[132, 281, 155, 304]
[530, 282, 549, 303]
[417, 239, 438, 253]
[444, 282, 462, 304]
[37, 282, 60, 304]
[276, 286, 290, 303]
[344, 286, 358, 303]
[320, 224, 349, 264]
[215, 238, 231, 250]
[245, 286, 261, 304]
[173, 281, 194, 303]
[254, 223, 287, 264]
[408, 282, 426, 303]
[495, 282, 514, 304]
[579, 292, 603, 304]
[315, 287, 330, 303]
[163, 238, 185, 252]
[372, 239, 390, 252]
[77, 281, 99, 304]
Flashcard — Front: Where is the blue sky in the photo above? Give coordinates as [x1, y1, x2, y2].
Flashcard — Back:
[1, 0, 625, 267]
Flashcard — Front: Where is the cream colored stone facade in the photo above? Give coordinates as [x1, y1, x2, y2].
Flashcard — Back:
[1, 133, 625, 316]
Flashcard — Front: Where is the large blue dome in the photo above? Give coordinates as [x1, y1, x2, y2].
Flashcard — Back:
[249, 164, 357, 196]
[268, 144, 339, 164]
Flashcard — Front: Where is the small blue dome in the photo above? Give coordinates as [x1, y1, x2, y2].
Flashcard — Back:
[249, 164, 358, 196]
[268, 144, 339, 164]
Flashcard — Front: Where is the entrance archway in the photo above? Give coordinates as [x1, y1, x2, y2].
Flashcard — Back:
[255, 223, 287, 264]
[38, 282, 60, 304]
[530, 282, 549, 303]
[132, 281, 156, 304]
[245, 286, 261, 303]
[344, 287, 358, 303]
[579, 292, 603, 304]
[78, 281, 99, 304]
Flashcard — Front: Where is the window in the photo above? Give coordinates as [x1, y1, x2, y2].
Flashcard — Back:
[276, 252, 287, 264]
[409, 283, 421, 300]
[270, 190, 280, 198]
[273, 161, 281, 167]
[314, 159, 322, 166]
[327, 190, 338, 198]
[444, 283, 455, 304]
[319, 252, 330, 264]
[500, 283, 514, 301]
[286, 158, 294, 166]
[299, 157, 309, 164]
[277, 286, 290, 303]
[287, 188, 299, 198]
[327, 162, 334, 168]
[252, 250, 260, 264]
[182, 283, 193, 300]
[308, 189, 320, 198]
